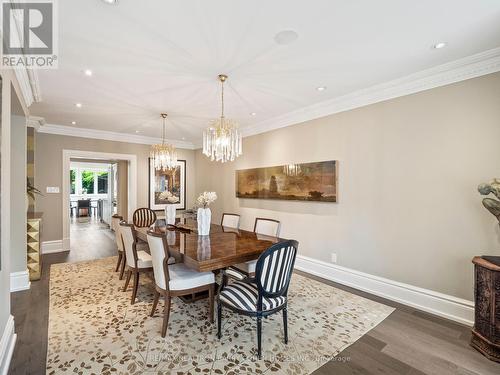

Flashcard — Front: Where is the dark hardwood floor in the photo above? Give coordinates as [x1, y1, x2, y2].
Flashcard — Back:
[9, 217, 500, 374]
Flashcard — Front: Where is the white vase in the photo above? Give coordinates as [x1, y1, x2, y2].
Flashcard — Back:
[197, 207, 211, 235]
[165, 204, 176, 225]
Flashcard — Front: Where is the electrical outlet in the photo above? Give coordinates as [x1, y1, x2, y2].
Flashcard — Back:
[331, 253, 337, 263]
[46, 186, 60, 193]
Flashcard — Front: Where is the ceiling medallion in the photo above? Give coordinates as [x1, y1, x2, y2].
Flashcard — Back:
[150, 113, 178, 171]
[202, 74, 242, 163]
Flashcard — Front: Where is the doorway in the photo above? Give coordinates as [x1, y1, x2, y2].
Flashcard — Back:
[61, 150, 137, 253]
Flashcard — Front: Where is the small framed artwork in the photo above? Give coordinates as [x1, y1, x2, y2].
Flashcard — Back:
[148, 159, 186, 211]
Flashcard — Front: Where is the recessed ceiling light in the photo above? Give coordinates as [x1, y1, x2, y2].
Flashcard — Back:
[75, 103, 82, 108]
[182, 137, 186, 140]
[250, 112, 257, 116]
[83, 69, 93, 77]
[135, 130, 141, 133]
[274, 30, 299, 45]
[433, 42, 447, 49]
[316, 86, 327, 91]
[71, 121, 76, 125]
[101, 0, 119, 4]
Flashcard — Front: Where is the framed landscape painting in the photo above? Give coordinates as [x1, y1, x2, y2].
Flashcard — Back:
[149, 159, 186, 211]
[236, 160, 337, 202]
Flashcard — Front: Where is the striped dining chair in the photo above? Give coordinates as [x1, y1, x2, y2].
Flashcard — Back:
[133, 208, 157, 228]
[217, 239, 299, 359]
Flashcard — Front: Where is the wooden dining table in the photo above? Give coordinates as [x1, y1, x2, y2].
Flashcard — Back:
[135, 218, 284, 272]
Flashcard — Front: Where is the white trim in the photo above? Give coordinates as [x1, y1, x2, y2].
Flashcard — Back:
[0, 315, 16, 375]
[62, 150, 137, 249]
[27, 116, 45, 131]
[242, 47, 500, 139]
[41, 239, 65, 254]
[39, 124, 196, 150]
[295, 255, 474, 326]
[9, 270, 30, 292]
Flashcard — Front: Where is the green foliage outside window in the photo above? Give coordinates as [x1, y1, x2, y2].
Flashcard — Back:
[70, 169, 76, 194]
[81, 170, 95, 194]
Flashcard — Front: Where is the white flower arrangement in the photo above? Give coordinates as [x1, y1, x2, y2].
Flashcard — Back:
[196, 191, 217, 208]
[158, 190, 179, 204]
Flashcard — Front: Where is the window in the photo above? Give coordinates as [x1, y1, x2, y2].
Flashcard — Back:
[97, 172, 108, 194]
[70, 169, 76, 194]
[81, 170, 95, 194]
[70, 166, 110, 196]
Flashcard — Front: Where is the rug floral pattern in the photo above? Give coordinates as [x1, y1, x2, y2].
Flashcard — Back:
[46, 257, 394, 374]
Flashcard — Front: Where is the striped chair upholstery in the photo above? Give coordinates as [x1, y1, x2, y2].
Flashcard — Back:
[133, 208, 157, 228]
[217, 239, 299, 359]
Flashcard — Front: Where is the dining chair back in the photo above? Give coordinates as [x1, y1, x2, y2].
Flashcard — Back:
[256, 240, 298, 297]
[111, 215, 126, 277]
[133, 208, 157, 228]
[221, 213, 240, 229]
[77, 199, 91, 217]
[120, 223, 137, 269]
[254, 218, 281, 237]
[147, 232, 169, 291]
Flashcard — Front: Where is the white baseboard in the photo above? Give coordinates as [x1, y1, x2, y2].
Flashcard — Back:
[42, 238, 70, 254]
[295, 255, 474, 326]
[0, 315, 17, 375]
[10, 270, 30, 292]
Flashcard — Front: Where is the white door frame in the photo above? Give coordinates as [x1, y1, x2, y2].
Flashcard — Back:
[62, 149, 137, 251]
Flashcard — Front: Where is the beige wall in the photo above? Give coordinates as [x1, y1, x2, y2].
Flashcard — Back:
[35, 134, 196, 242]
[195, 72, 500, 301]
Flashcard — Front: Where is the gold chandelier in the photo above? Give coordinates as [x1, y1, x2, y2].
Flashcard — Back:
[150, 113, 178, 171]
[203, 74, 242, 163]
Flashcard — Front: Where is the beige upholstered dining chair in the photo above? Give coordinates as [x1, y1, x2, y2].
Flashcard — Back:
[147, 231, 215, 337]
[221, 213, 240, 229]
[120, 223, 176, 304]
[233, 218, 281, 277]
[111, 215, 126, 279]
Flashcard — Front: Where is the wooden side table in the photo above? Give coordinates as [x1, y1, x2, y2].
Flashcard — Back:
[471, 256, 500, 362]
[27, 212, 43, 281]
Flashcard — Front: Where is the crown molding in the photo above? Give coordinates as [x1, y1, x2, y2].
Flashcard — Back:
[242, 47, 500, 138]
[27, 116, 46, 130]
[37, 123, 196, 150]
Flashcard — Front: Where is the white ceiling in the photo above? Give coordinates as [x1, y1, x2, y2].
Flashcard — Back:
[31, 0, 500, 146]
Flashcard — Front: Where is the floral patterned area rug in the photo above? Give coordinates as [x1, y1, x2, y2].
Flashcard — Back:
[46, 257, 394, 375]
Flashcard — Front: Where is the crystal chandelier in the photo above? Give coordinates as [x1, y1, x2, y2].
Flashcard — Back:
[203, 74, 242, 163]
[283, 164, 302, 176]
[150, 113, 178, 171]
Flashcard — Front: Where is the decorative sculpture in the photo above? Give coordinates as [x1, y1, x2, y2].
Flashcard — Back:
[478, 178, 500, 225]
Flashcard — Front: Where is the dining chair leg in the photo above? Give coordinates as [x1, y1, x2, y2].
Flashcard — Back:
[123, 270, 132, 292]
[217, 302, 222, 339]
[257, 315, 263, 359]
[150, 291, 160, 317]
[208, 284, 214, 323]
[119, 255, 126, 280]
[131, 271, 139, 305]
[283, 305, 288, 344]
[115, 253, 122, 272]
[161, 295, 171, 338]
